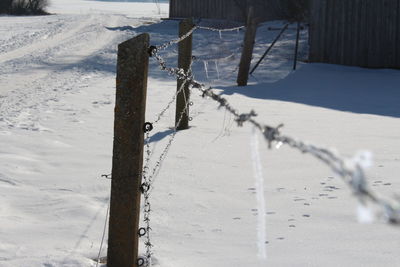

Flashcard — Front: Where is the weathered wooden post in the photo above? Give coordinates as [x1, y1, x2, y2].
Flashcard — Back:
[107, 33, 149, 267]
[237, 6, 258, 86]
[175, 17, 194, 130]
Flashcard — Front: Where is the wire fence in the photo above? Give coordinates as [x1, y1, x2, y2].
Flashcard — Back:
[100, 22, 400, 267]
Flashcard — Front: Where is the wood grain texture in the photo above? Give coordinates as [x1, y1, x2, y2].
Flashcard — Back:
[176, 18, 193, 130]
[309, 0, 400, 68]
[107, 33, 149, 267]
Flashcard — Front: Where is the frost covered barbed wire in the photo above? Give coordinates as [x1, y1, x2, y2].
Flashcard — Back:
[196, 25, 245, 32]
[139, 72, 193, 266]
[95, 201, 110, 267]
[155, 26, 197, 51]
[101, 22, 252, 266]
[155, 24, 244, 51]
[134, 21, 399, 266]
[151, 74, 190, 125]
[139, 94, 192, 267]
[101, 64, 193, 267]
[149, 48, 400, 226]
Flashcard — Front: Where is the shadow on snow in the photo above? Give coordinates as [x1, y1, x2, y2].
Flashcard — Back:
[219, 63, 400, 118]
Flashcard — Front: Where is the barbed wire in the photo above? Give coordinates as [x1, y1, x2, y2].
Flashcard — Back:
[151, 73, 191, 125]
[138, 63, 193, 266]
[156, 26, 198, 51]
[138, 99, 192, 267]
[97, 21, 400, 267]
[101, 49, 194, 266]
[155, 24, 245, 51]
[149, 49, 400, 225]
[101, 21, 248, 266]
[101, 21, 399, 267]
[192, 51, 238, 63]
[196, 25, 245, 32]
[95, 201, 110, 267]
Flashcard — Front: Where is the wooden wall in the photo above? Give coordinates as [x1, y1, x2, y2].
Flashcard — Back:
[169, 0, 287, 23]
[309, 0, 400, 68]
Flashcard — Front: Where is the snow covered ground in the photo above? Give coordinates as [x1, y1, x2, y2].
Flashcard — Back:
[0, 1, 399, 266]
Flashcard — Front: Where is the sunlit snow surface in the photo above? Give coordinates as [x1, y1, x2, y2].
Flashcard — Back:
[0, 0, 400, 266]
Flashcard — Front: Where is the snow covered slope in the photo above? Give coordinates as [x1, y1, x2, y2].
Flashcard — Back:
[0, 1, 399, 266]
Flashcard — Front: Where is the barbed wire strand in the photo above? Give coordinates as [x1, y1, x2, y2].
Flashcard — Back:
[197, 25, 245, 32]
[149, 49, 400, 225]
[95, 201, 110, 267]
[133, 21, 399, 265]
[100, 79, 192, 267]
[156, 26, 197, 51]
[139, 60, 194, 266]
[144, 58, 195, 182]
[139, 94, 192, 267]
[151, 72, 190, 125]
[148, 83, 191, 192]
[155, 24, 245, 51]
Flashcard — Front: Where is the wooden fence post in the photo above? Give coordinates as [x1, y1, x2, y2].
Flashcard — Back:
[175, 17, 194, 130]
[237, 6, 258, 86]
[107, 33, 149, 267]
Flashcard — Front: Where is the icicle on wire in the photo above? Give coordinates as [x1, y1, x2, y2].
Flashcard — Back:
[196, 25, 245, 32]
[153, 24, 245, 52]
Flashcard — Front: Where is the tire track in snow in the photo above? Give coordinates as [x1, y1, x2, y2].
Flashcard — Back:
[0, 15, 95, 64]
[0, 14, 155, 131]
[0, 16, 74, 56]
[0, 14, 125, 131]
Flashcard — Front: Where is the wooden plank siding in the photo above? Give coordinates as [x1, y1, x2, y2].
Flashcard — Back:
[309, 0, 400, 69]
[169, 0, 288, 23]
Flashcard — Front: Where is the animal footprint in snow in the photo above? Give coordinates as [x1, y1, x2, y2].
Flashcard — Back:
[92, 100, 112, 107]
[324, 185, 340, 190]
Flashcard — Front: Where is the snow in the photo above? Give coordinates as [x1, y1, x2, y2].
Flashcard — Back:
[250, 128, 267, 260]
[1, 0, 400, 266]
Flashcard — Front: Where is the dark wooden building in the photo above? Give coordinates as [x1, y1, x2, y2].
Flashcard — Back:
[169, 0, 294, 23]
[309, 0, 400, 68]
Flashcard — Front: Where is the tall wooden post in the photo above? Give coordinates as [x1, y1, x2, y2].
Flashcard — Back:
[175, 17, 193, 130]
[107, 33, 149, 267]
[237, 6, 258, 86]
